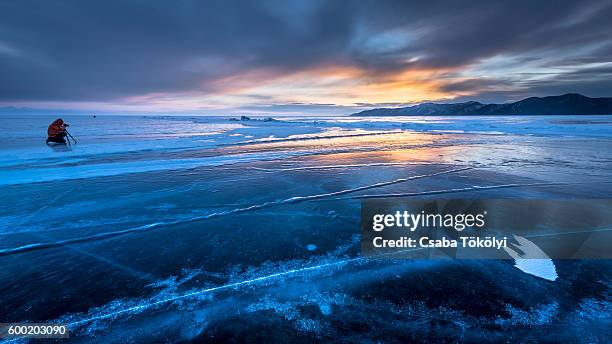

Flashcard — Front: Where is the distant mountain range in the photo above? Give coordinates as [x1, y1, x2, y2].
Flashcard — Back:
[351, 93, 612, 116]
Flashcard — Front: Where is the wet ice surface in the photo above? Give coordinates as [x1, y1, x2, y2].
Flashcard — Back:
[0, 115, 611, 343]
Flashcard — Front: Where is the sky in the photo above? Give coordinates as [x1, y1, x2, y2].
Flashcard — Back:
[1, 0, 612, 116]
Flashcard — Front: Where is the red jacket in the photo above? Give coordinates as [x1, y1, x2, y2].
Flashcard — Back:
[48, 119, 65, 137]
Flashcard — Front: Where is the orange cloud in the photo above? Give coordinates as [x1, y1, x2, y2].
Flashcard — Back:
[206, 64, 468, 107]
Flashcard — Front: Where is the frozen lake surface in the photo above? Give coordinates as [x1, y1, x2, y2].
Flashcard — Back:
[0, 114, 610, 342]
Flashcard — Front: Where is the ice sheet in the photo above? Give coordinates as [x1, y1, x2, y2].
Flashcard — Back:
[0, 114, 610, 342]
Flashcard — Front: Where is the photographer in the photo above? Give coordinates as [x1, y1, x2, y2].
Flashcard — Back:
[46, 118, 70, 144]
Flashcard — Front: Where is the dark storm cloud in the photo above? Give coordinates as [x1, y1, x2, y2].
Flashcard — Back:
[0, 0, 355, 101]
[450, 63, 612, 103]
[518, 64, 612, 98]
[1, 0, 611, 103]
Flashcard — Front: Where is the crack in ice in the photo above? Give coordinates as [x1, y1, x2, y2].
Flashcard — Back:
[0, 167, 471, 257]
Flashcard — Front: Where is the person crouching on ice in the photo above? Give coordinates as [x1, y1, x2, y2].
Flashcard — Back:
[46, 118, 69, 144]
